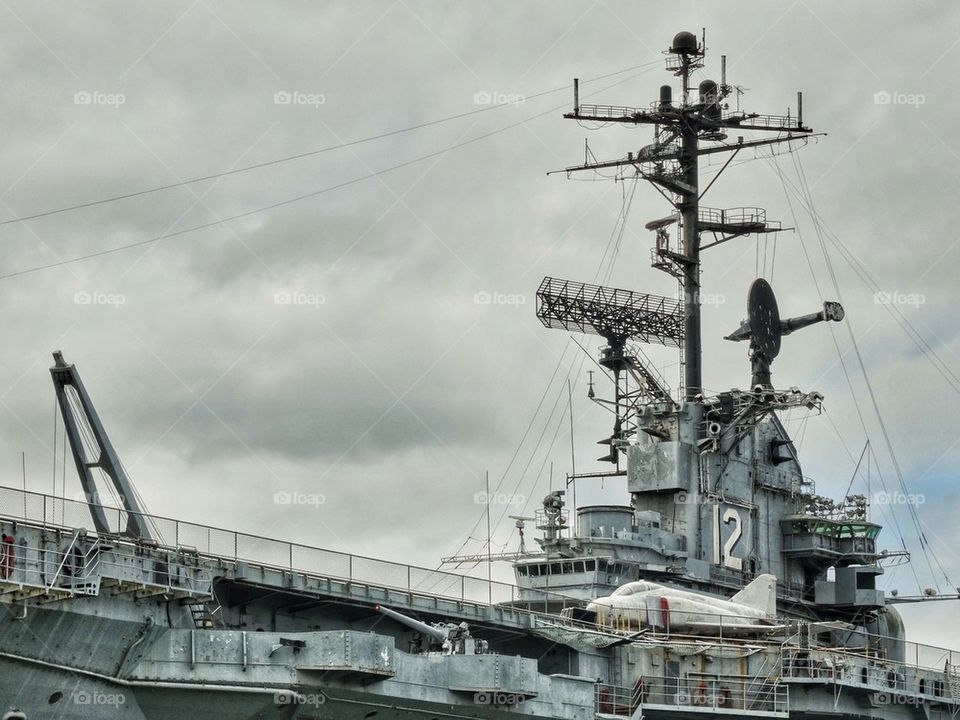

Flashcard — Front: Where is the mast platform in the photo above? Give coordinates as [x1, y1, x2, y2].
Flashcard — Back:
[566, 103, 811, 133]
[644, 207, 782, 235]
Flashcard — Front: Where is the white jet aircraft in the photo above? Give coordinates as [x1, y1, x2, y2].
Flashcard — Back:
[585, 574, 781, 635]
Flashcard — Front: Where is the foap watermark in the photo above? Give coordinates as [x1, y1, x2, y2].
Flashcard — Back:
[74, 290, 126, 308]
[73, 690, 126, 706]
[474, 291, 526, 307]
[873, 491, 925, 507]
[693, 291, 726, 307]
[874, 90, 925, 108]
[274, 90, 326, 108]
[473, 90, 525, 107]
[274, 289, 326, 308]
[71, 490, 130, 508]
[875, 692, 923, 707]
[676, 691, 732, 707]
[873, 290, 925, 307]
[474, 491, 525, 507]
[74, 90, 125, 108]
[474, 692, 527, 706]
[274, 691, 326, 707]
[274, 490, 326, 508]
[674, 491, 712, 506]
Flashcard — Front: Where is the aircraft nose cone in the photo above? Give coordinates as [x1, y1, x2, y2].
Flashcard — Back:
[586, 597, 614, 613]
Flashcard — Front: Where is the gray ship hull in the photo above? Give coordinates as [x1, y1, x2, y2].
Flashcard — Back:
[0, 656, 576, 720]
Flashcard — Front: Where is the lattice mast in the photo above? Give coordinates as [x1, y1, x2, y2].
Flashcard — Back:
[561, 30, 814, 401]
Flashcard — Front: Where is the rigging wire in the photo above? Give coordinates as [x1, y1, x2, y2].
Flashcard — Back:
[794, 152, 949, 590]
[117, 453, 165, 542]
[602, 177, 640, 285]
[770, 233, 778, 282]
[0, 66, 662, 282]
[792, 151, 951, 590]
[771, 157, 960, 395]
[56, 384, 167, 539]
[497, 175, 640, 531]
[435, 341, 573, 567]
[444, 167, 642, 565]
[489, 177, 640, 537]
[51, 395, 58, 499]
[0, 62, 661, 230]
[843, 440, 870, 503]
[65, 388, 122, 513]
[771, 152, 923, 592]
[493, 351, 591, 535]
[20, 58, 656, 570]
[770, 154, 871, 435]
[594, 177, 636, 276]
[60, 411, 66, 525]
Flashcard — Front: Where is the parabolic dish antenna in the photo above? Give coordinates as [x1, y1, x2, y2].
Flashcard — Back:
[748, 278, 781, 360]
[726, 278, 844, 388]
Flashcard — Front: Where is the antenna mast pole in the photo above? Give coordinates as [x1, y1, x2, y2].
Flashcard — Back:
[557, 31, 814, 403]
[677, 51, 702, 398]
[567, 378, 576, 529]
[485, 469, 492, 605]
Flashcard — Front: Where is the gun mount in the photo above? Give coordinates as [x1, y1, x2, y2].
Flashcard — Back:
[375, 604, 488, 655]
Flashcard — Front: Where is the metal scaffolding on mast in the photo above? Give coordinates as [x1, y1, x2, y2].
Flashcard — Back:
[552, 29, 818, 402]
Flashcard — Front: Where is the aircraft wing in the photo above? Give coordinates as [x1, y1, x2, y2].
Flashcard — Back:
[598, 630, 650, 648]
[682, 621, 788, 634]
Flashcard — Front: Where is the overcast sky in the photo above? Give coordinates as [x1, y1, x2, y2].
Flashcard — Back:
[1, 1, 959, 648]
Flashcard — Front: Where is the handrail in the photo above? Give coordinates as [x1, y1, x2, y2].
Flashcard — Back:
[557, 605, 960, 679]
[573, 103, 643, 118]
[45, 528, 83, 591]
[0, 485, 578, 610]
[597, 673, 788, 715]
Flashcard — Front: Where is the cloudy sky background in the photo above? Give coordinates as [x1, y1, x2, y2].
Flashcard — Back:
[0, 1, 959, 647]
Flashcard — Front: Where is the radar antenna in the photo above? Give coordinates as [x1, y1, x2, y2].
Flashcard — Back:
[553, 31, 818, 400]
[536, 277, 682, 464]
[724, 279, 843, 388]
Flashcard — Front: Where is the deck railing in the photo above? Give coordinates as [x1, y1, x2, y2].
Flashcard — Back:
[0, 485, 577, 612]
[597, 674, 788, 716]
[0, 531, 101, 595]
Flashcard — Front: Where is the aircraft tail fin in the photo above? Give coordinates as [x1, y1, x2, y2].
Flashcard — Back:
[730, 574, 777, 618]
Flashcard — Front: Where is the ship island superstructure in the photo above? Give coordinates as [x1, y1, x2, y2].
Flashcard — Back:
[0, 30, 958, 720]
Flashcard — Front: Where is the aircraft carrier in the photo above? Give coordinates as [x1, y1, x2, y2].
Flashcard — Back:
[1, 29, 958, 720]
